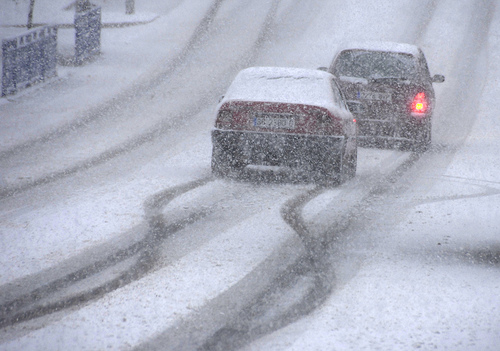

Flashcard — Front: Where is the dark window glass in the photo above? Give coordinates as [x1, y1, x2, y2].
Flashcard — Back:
[333, 50, 417, 79]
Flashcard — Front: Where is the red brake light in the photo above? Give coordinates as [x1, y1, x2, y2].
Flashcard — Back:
[411, 92, 428, 113]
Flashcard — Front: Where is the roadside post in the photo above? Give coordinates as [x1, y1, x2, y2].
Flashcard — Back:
[75, 1, 101, 65]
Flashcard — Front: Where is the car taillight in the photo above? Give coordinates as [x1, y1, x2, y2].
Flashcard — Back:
[215, 110, 233, 128]
[313, 109, 343, 135]
[411, 92, 428, 114]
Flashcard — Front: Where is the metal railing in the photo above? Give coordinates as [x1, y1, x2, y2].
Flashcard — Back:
[1, 26, 57, 97]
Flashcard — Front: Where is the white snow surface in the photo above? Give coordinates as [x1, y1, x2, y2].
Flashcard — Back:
[222, 66, 352, 119]
[0, 0, 499, 350]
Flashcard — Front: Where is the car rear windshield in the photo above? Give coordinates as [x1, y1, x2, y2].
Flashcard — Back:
[225, 71, 336, 108]
[333, 50, 417, 79]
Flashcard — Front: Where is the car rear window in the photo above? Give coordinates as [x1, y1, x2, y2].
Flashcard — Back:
[224, 69, 336, 108]
[333, 50, 417, 79]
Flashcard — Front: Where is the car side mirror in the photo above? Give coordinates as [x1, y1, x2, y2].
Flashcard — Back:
[432, 74, 445, 83]
[317, 67, 328, 72]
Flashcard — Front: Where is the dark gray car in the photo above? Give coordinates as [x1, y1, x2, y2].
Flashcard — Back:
[327, 41, 444, 151]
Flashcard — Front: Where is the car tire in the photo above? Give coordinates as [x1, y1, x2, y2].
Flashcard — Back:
[315, 152, 343, 186]
[412, 121, 432, 153]
[211, 145, 231, 177]
[335, 140, 357, 184]
[345, 146, 357, 180]
[211, 145, 244, 178]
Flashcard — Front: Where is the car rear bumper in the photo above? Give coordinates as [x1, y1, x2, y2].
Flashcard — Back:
[346, 97, 431, 140]
[212, 129, 345, 168]
[355, 114, 430, 140]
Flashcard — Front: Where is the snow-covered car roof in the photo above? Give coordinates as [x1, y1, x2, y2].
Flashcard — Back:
[337, 41, 421, 57]
[221, 67, 349, 117]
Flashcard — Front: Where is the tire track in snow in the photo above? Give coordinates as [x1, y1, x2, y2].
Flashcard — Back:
[0, 0, 285, 329]
[0, 177, 212, 329]
[195, 152, 421, 351]
[2, 0, 495, 346]
[195, 1, 499, 349]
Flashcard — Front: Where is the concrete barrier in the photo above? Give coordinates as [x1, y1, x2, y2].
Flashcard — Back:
[75, 5, 101, 65]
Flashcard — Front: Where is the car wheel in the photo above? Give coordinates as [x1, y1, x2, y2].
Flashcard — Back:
[345, 146, 357, 180]
[211, 145, 244, 178]
[315, 152, 342, 186]
[333, 139, 358, 184]
[411, 121, 432, 153]
[211, 145, 233, 177]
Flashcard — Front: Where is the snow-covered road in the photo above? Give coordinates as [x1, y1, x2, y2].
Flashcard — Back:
[0, 0, 499, 350]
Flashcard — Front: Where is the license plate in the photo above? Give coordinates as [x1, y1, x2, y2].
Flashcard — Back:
[253, 113, 295, 129]
[358, 91, 392, 102]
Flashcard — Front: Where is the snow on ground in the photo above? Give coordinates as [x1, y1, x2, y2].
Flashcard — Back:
[245, 0, 500, 350]
[0, 0, 287, 288]
[1, 189, 299, 351]
[1, 0, 499, 350]
[0, 0, 217, 286]
[256, 0, 436, 69]
[0, 0, 213, 149]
